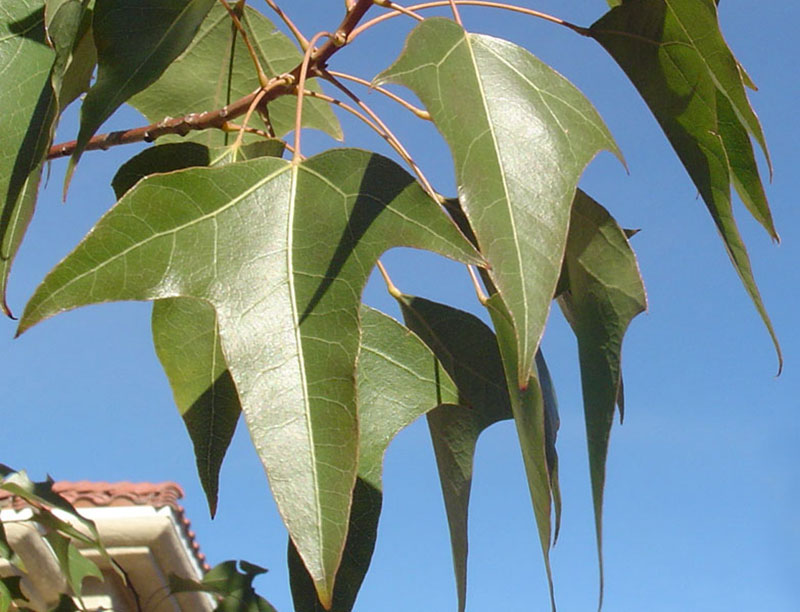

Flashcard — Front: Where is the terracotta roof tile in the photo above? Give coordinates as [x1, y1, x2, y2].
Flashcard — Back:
[0, 481, 208, 571]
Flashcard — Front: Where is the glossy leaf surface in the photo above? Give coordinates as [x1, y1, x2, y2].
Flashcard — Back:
[289, 305, 460, 612]
[112, 140, 283, 517]
[591, 0, 780, 370]
[0, 1, 55, 315]
[377, 18, 621, 381]
[19, 149, 480, 606]
[69, 0, 216, 176]
[130, 4, 341, 145]
[557, 190, 646, 607]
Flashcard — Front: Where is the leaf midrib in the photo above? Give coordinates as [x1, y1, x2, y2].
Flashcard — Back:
[461, 33, 529, 372]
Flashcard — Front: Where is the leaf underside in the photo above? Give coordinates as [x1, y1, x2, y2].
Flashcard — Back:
[591, 0, 781, 371]
[557, 190, 646, 609]
[19, 149, 480, 606]
[377, 18, 621, 383]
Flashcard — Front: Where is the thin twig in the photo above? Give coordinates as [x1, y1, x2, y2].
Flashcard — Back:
[218, 0, 269, 86]
[47, 0, 378, 160]
[263, 0, 309, 50]
[231, 87, 270, 153]
[319, 70, 440, 202]
[372, 0, 424, 21]
[376, 260, 403, 298]
[467, 265, 488, 305]
[326, 70, 430, 120]
[294, 31, 333, 160]
[447, 0, 463, 25]
[351, 0, 590, 40]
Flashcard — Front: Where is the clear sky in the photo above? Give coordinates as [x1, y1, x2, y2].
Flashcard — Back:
[3, 2, 799, 610]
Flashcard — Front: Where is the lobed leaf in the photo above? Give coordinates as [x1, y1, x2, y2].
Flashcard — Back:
[557, 190, 646, 609]
[129, 4, 341, 146]
[68, 0, 217, 183]
[377, 18, 621, 383]
[19, 149, 480, 606]
[591, 0, 781, 370]
[288, 305, 461, 612]
[112, 139, 283, 518]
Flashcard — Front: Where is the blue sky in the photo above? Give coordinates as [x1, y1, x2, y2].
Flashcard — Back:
[3, 1, 799, 610]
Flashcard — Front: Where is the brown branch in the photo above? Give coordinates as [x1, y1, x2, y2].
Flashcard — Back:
[47, 0, 377, 161]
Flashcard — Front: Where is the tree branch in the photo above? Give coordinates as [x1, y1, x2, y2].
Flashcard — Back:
[46, 0, 377, 161]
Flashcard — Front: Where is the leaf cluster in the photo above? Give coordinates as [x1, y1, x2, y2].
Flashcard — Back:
[0, 0, 777, 610]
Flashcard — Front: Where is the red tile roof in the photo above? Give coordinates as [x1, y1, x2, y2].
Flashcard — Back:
[0, 481, 208, 570]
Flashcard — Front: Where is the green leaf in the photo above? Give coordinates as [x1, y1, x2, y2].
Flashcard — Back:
[44, 531, 103, 598]
[398, 297, 509, 612]
[556, 190, 646, 609]
[399, 296, 560, 611]
[0, 1, 56, 316]
[590, 0, 781, 371]
[129, 4, 341, 146]
[170, 560, 277, 612]
[68, 0, 217, 182]
[152, 298, 240, 519]
[377, 18, 621, 383]
[484, 294, 556, 611]
[45, 0, 93, 109]
[19, 149, 481, 606]
[111, 139, 283, 518]
[289, 305, 461, 612]
[0, 577, 25, 612]
[0, 579, 10, 612]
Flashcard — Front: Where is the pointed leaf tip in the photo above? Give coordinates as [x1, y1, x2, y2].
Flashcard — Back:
[377, 18, 621, 383]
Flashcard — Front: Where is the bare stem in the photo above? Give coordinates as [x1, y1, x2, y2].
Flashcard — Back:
[352, 0, 589, 40]
[376, 260, 403, 298]
[447, 0, 463, 25]
[294, 31, 333, 160]
[231, 87, 270, 152]
[467, 265, 488, 305]
[218, 0, 269, 87]
[326, 70, 430, 120]
[372, 0, 424, 22]
[319, 70, 440, 202]
[263, 0, 310, 50]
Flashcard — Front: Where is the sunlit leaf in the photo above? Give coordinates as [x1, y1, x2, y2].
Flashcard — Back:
[289, 305, 461, 612]
[68, 0, 216, 181]
[591, 0, 781, 370]
[484, 294, 556, 611]
[111, 139, 283, 518]
[130, 4, 341, 146]
[557, 190, 646, 608]
[19, 149, 480, 606]
[377, 18, 621, 382]
[0, 1, 56, 316]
